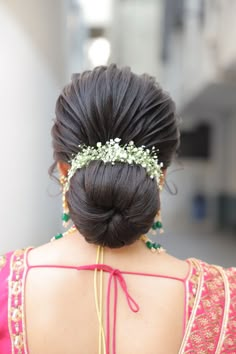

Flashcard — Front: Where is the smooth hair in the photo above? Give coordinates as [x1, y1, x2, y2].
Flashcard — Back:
[50, 64, 179, 248]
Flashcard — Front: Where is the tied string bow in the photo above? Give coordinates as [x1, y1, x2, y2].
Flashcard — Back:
[79, 263, 140, 354]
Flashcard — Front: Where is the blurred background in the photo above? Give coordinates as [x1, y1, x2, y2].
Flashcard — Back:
[0, 0, 235, 266]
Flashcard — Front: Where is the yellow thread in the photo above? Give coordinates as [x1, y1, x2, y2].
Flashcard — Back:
[100, 247, 105, 353]
[94, 246, 106, 354]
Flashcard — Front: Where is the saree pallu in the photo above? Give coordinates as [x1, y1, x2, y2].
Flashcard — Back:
[0, 248, 236, 353]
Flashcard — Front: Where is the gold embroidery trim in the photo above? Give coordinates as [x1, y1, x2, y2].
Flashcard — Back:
[8, 248, 31, 354]
[178, 258, 204, 354]
[184, 260, 193, 332]
[8, 250, 18, 353]
[22, 248, 29, 352]
[214, 265, 230, 353]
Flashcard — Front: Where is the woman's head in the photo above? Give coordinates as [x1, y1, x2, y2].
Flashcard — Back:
[51, 64, 179, 248]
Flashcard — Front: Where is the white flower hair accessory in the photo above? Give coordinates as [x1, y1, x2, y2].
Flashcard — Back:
[65, 138, 163, 191]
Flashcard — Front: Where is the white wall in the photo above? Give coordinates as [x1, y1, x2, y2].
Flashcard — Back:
[0, 1, 68, 253]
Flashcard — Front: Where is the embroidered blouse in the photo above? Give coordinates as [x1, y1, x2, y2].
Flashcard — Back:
[0, 248, 236, 353]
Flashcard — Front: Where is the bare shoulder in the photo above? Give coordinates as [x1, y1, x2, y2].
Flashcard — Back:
[28, 241, 59, 265]
[27, 233, 98, 266]
[143, 252, 190, 280]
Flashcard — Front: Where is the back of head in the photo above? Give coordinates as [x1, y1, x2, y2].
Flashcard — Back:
[51, 64, 179, 248]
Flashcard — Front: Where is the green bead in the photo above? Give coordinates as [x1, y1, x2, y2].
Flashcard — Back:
[55, 233, 63, 240]
[151, 242, 162, 250]
[155, 221, 162, 229]
[152, 221, 162, 230]
[62, 213, 70, 222]
[146, 241, 153, 249]
[152, 223, 157, 230]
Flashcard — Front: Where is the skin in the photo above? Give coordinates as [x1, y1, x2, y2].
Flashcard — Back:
[24, 162, 189, 354]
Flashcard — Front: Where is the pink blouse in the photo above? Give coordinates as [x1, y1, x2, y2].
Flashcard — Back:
[0, 248, 236, 353]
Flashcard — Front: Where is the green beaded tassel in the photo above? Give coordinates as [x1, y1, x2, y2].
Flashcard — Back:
[140, 235, 165, 253]
[152, 220, 163, 230]
[50, 225, 76, 242]
[60, 175, 71, 227]
[62, 213, 70, 222]
[62, 213, 71, 228]
[151, 211, 164, 234]
[51, 233, 63, 242]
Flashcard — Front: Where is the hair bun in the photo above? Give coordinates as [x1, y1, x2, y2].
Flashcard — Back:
[66, 161, 160, 248]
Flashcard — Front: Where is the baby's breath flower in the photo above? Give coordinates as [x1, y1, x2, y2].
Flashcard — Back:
[65, 139, 163, 191]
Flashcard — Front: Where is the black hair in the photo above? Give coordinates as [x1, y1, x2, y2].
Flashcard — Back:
[50, 64, 179, 248]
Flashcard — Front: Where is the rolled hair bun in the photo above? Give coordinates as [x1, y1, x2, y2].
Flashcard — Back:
[66, 161, 159, 248]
